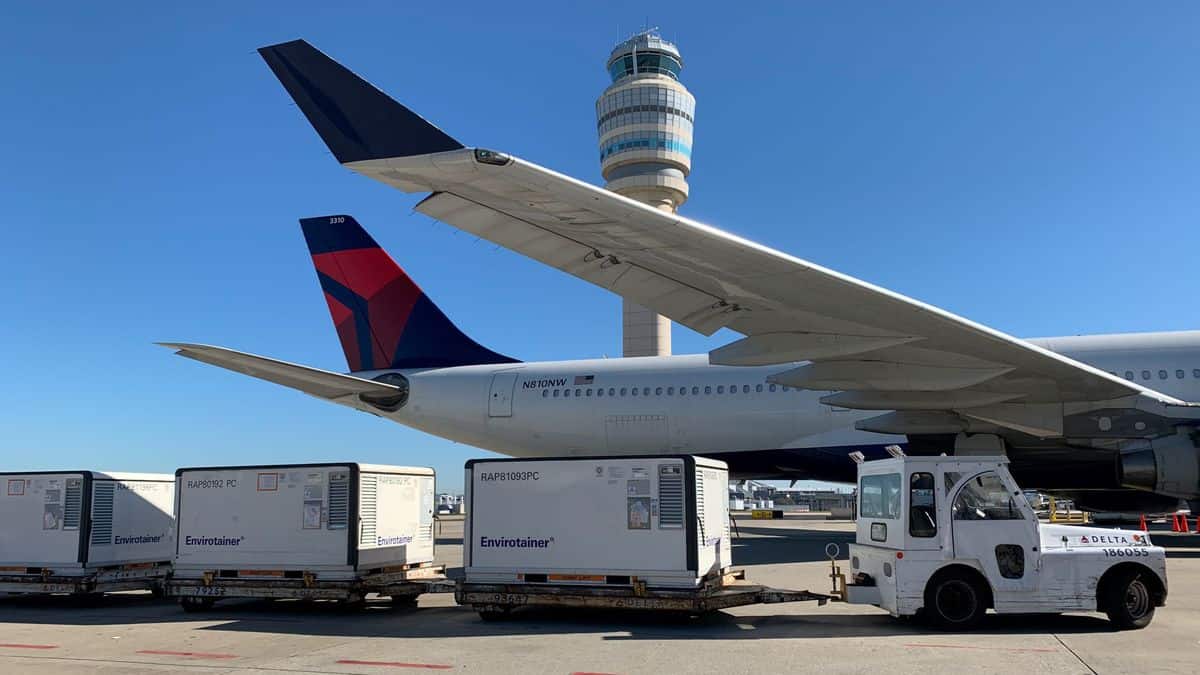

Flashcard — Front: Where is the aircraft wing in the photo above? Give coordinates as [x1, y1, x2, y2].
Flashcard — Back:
[158, 343, 401, 405]
[258, 39, 1191, 439]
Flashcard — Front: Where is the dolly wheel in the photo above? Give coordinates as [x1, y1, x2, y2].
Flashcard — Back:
[390, 594, 419, 608]
[180, 597, 215, 613]
[1103, 569, 1156, 630]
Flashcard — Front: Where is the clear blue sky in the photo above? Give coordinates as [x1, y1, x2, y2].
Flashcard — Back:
[3, 2, 1197, 491]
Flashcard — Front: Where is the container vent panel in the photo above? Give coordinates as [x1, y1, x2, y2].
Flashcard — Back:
[328, 472, 350, 530]
[63, 478, 83, 530]
[90, 482, 114, 545]
[359, 474, 377, 544]
[695, 470, 706, 538]
[658, 464, 684, 528]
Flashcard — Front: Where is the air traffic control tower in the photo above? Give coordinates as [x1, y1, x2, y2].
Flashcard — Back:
[597, 30, 695, 357]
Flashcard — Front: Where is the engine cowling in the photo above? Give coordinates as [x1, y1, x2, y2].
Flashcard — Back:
[1119, 429, 1200, 500]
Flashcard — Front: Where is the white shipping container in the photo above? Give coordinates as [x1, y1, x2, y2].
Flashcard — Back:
[0, 471, 175, 575]
[173, 463, 434, 580]
[464, 456, 731, 589]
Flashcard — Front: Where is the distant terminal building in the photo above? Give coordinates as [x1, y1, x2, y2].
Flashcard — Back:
[596, 30, 696, 357]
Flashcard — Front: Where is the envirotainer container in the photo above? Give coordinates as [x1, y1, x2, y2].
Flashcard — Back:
[173, 463, 435, 581]
[0, 471, 175, 593]
[464, 455, 731, 588]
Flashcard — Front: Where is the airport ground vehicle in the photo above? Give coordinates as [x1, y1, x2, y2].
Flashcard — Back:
[835, 452, 1168, 630]
[0, 471, 175, 596]
[168, 463, 445, 610]
[458, 455, 834, 618]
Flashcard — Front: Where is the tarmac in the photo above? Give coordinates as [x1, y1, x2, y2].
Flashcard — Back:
[1, 516, 1198, 674]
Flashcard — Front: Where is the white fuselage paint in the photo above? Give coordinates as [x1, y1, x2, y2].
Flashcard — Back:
[354, 332, 1200, 464]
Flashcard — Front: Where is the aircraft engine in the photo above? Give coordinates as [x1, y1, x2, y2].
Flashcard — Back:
[1119, 428, 1200, 500]
[359, 373, 410, 412]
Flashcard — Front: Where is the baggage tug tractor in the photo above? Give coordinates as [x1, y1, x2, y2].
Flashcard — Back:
[834, 453, 1167, 630]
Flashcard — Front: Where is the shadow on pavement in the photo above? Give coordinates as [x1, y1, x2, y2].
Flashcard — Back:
[178, 599, 1121, 641]
[730, 525, 854, 565]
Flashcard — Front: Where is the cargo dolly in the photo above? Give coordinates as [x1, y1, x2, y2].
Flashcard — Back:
[457, 569, 833, 620]
[167, 562, 454, 611]
[0, 562, 171, 597]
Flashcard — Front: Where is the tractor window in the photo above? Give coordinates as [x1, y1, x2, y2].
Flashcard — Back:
[909, 472, 937, 537]
[952, 472, 1024, 521]
[860, 473, 902, 520]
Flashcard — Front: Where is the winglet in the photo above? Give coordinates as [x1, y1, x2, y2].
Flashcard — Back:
[258, 39, 463, 164]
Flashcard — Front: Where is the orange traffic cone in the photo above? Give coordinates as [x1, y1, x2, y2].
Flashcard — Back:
[1172, 513, 1185, 532]
[1139, 514, 1148, 531]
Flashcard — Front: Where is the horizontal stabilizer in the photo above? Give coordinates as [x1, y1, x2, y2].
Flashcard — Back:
[158, 342, 400, 402]
[258, 40, 463, 164]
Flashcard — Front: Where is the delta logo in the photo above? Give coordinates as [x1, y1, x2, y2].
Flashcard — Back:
[1079, 534, 1132, 545]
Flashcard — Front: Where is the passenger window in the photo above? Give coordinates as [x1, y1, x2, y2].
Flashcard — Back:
[642, 387, 650, 396]
[609, 388, 616, 396]
[1142, 370, 1151, 380]
[542, 390, 549, 398]
[1194, 369, 1200, 378]
[691, 386, 699, 395]
[769, 384, 777, 392]
[743, 385, 750, 394]
[952, 472, 1024, 521]
[680, 387, 687, 396]
[1158, 370, 1168, 380]
[909, 472, 936, 537]
[631, 388, 638, 397]
[1124, 371, 1134, 380]
[717, 385, 725, 394]
[575, 388, 582, 397]
[756, 384, 764, 393]
[729, 387, 736, 396]
[586, 388, 593, 397]
[619, 388, 626, 396]
[597, 388, 604, 397]
[667, 386, 674, 395]
[553, 390, 560, 398]
[704, 386, 712, 395]
[1177, 370, 1185, 379]
[655, 387, 663, 396]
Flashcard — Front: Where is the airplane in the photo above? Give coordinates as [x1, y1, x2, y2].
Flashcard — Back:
[162, 39, 1200, 514]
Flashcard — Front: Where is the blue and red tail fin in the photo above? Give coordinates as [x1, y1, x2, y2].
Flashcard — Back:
[299, 215, 519, 371]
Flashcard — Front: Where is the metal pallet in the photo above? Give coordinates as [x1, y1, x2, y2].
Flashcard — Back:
[166, 562, 453, 609]
[0, 562, 171, 595]
[457, 570, 831, 619]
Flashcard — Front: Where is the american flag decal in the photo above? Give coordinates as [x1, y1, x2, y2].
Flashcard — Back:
[573, 375, 594, 385]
